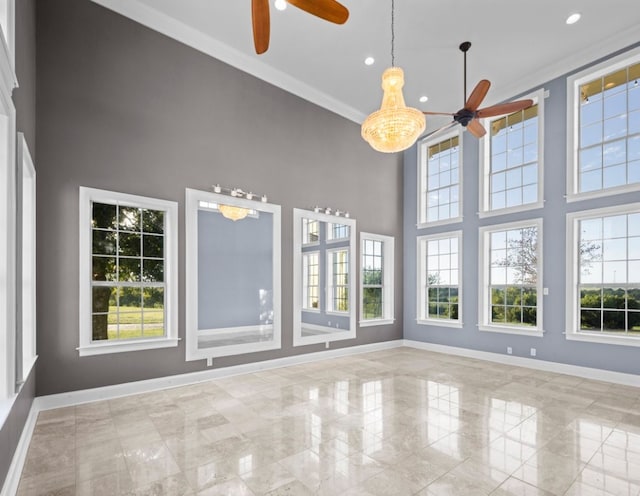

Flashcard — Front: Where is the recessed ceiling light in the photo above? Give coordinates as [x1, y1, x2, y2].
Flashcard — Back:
[566, 13, 581, 25]
[419, 96, 429, 103]
[364, 57, 375, 66]
[274, 0, 287, 11]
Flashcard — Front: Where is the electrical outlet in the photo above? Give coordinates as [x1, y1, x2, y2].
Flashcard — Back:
[507, 347, 512, 355]
[530, 348, 537, 357]
[543, 288, 549, 295]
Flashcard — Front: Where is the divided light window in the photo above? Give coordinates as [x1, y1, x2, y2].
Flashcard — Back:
[328, 248, 349, 313]
[302, 252, 319, 311]
[79, 188, 178, 356]
[568, 47, 640, 200]
[418, 131, 462, 226]
[360, 233, 395, 326]
[566, 204, 640, 346]
[479, 219, 543, 336]
[417, 231, 462, 327]
[481, 89, 544, 216]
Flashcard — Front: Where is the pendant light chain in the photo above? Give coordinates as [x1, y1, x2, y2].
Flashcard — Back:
[391, 0, 395, 67]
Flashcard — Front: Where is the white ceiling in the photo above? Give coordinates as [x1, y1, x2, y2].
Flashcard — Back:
[92, 0, 640, 131]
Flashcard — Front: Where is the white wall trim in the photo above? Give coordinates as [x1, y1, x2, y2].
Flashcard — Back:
[403, 339, 640, 387]
[89, 0, 365, 124]
[0, 401, 38, 496]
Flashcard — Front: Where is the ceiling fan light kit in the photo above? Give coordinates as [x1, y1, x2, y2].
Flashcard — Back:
[361, 67, 426, 153]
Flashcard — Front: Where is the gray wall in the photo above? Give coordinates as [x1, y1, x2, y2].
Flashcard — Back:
[198, 209, 273, 329]
[404, 43, 640, 376]
[35, 0, 403, 395]
[1, 0, 37, 490]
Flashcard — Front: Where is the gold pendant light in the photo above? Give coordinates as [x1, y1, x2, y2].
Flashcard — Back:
[361, 0, 425, 153]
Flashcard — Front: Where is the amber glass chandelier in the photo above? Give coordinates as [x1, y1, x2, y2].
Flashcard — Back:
[361, 0, 425, 153]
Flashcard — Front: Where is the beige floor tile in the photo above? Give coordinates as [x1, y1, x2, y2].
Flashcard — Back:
[15, 348, 640, 496]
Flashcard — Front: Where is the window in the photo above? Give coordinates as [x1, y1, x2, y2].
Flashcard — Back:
[302, 252, 320, 311]
[327, 248, 349, 313]
[0, 41, 16, 399]
[16, 134, 36, 383]
[480, 89, 544, 216]
[328, 222, 350, 241]
[78, 187, 178, 356]
[567, 47, 640, 201]
[0, 0, 14, 66]
[479, 219, 543, 336]
[418, 130, 462, 227]
[360, 233, 394, 326]
[417, 231, 462, 327]
[566, 203, 640, 346]
[302, 218, 319, 245]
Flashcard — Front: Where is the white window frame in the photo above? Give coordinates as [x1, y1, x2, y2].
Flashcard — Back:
[0, 30, 16, 402]
[302, 251, 320, 313]
[302, 218, 320, 246]
[566, 46, 640, 202]
[566, 202, 640, 347]
[417, 129, 464, 228]
[417, 231, 463, 328]
[16, 133, 36, 383]
[478, 218, 544, 337]
[326, 247, 350, 315]
[78, 187, 179, 356]
[359, 232, 394, 326]
[479, 88, 545, 218]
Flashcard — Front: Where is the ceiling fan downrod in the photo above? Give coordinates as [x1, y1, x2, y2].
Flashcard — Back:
[460, 41, 471, 105]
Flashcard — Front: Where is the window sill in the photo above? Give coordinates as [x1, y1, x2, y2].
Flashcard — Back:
[478, 201, 544, 219]
[417, 319, 463, 329]
[478, 324, 544, 337]
[302, 308, 321, 314]
[566, 183, 640, 203]
[565, 330, 640, 348]
[78, 337, 180, 356]
[416, 216, 463, 230]
[359, 318, 395, 327]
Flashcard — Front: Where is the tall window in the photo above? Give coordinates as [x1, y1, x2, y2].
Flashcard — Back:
[0, 56, 15, 398]
[568, 47, 640, 200]
[17, 134, 36, 383]
[418, 131, 462, 226]
[481, 89, 544, 216]
[479, 219, 543, 336]
[327, 248, 349, 313]
[79, 188, 178, 356]
[302, 252, 319, 310]
[417, 231, 462, 327]
[567, 204, 640, 346]
[360, 233, 394, 325]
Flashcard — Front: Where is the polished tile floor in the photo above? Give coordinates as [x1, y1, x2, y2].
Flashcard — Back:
[17, 347, 640, 495]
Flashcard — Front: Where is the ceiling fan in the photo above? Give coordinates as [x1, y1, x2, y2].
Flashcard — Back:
[422, 41, 534, 140]
[251, 0, 349, 54]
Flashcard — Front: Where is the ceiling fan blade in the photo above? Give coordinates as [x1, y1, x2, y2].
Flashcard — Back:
[422, 111, 455, 116]
[418, 121, 459, 142]
[466, 119, 486, 138]
[287, 0, 349, 24]
[476, 99, 534, 118]
[252, 0, 270, 54]
[465, 79, 491, 111]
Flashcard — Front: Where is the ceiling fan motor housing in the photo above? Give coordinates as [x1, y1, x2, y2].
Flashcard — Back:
[454, 108, 475, 127]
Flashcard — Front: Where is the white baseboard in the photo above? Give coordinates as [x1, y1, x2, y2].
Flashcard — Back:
[403, 339, 640, 387]
[35, 340, 404, 411]
[0, 404, 38, 496]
